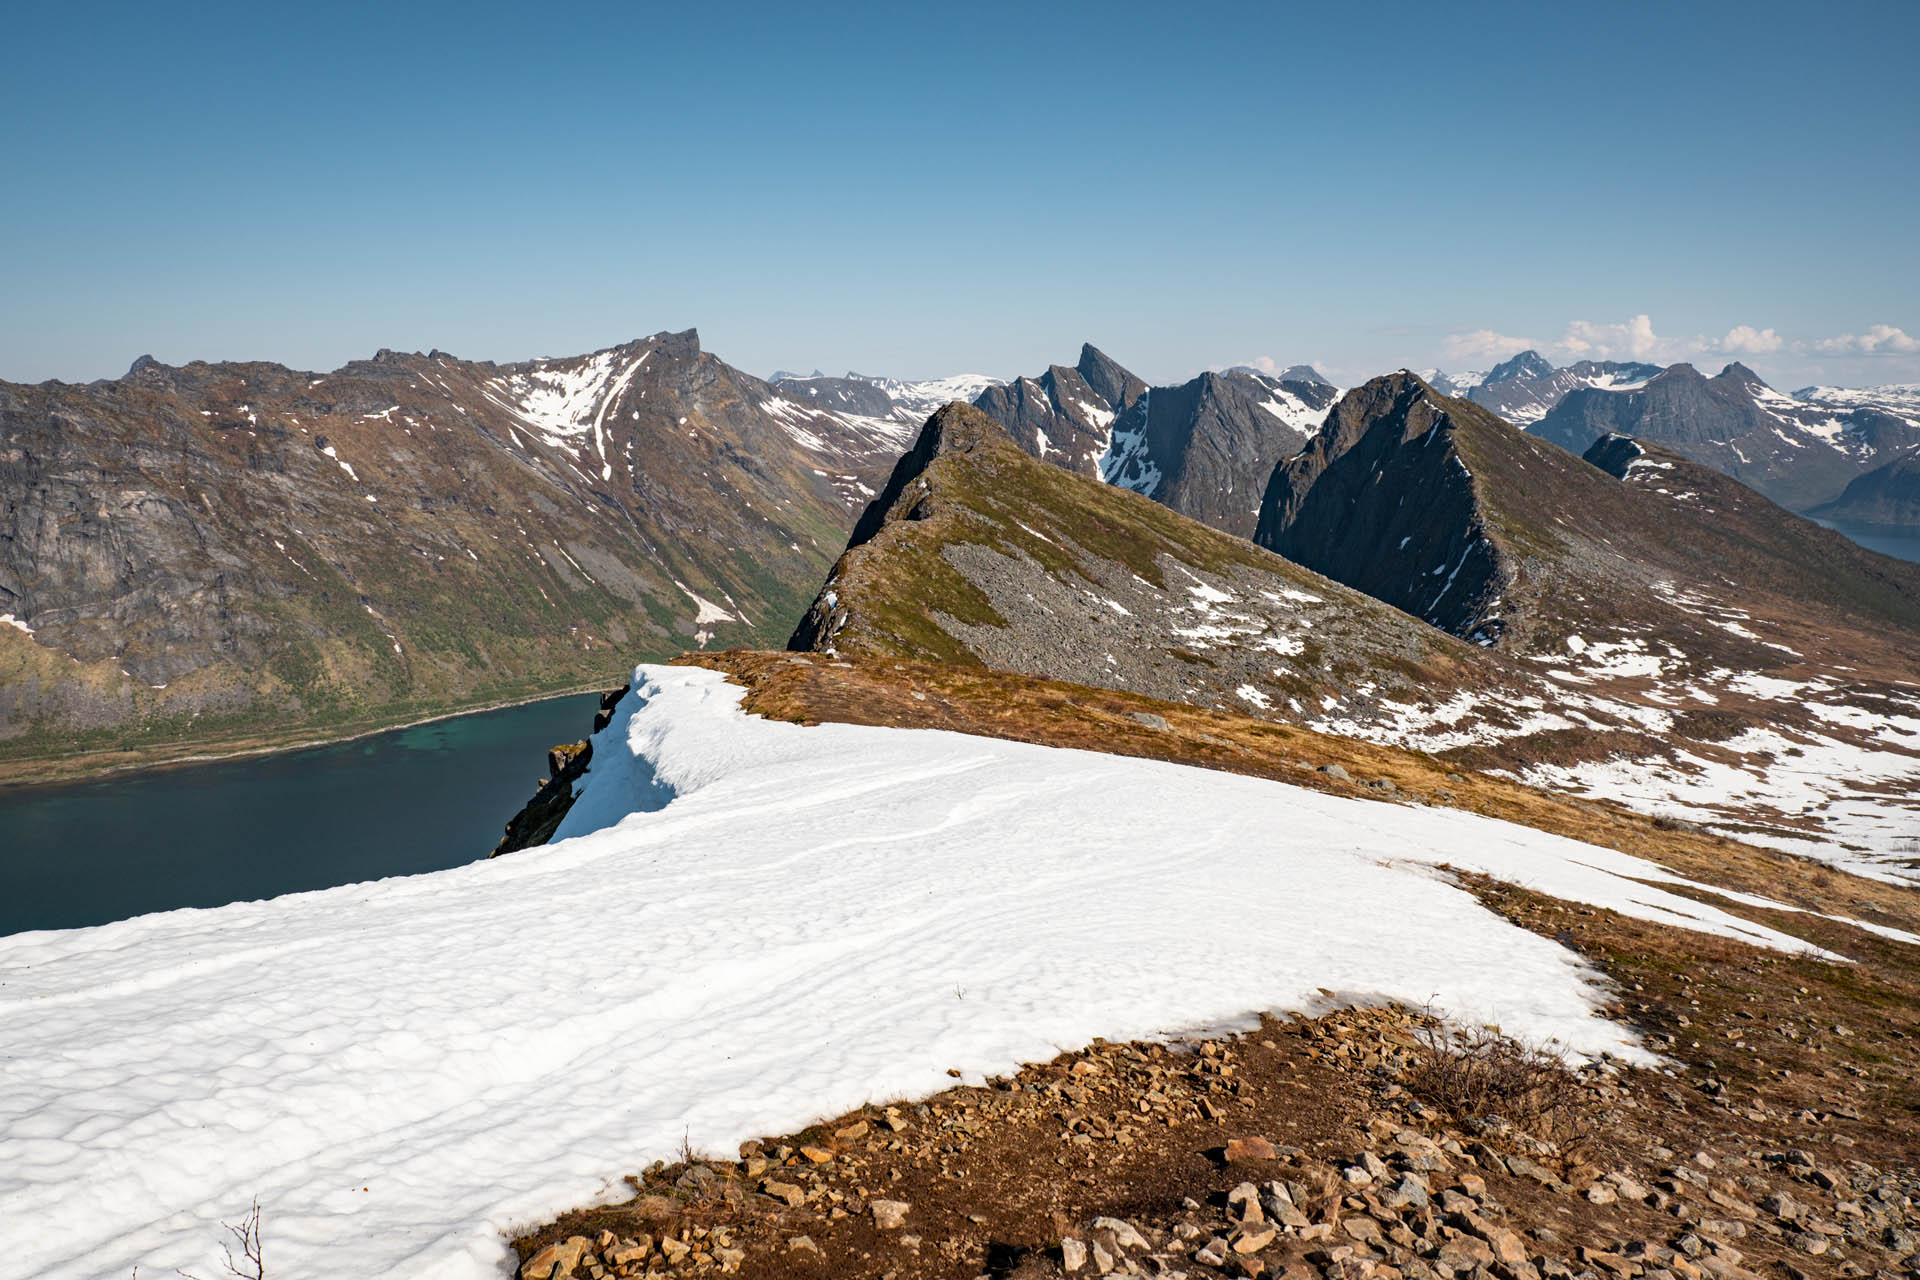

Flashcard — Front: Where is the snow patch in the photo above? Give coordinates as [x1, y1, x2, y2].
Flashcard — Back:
[2, 664, 1854, 1280]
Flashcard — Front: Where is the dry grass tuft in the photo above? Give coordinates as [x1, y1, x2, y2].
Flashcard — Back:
[1406, 1020, 1583, 1141]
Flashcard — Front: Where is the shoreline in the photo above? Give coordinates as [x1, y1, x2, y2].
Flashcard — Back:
[0, 683, 615, 792]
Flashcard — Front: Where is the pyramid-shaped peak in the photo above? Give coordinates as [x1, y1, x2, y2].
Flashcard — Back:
[1484, 350, 1557, 384]
[1276, 364, 1333, 386]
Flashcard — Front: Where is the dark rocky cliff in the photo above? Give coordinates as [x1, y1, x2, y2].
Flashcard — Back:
[1257, 373, 1508, 643]
[973, 346, 1334, 539]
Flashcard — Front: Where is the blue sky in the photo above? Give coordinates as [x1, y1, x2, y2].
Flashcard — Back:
[4, 0, 1916, 388]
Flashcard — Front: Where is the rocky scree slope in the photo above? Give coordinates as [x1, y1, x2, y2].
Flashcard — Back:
[0, 331, 905, 776]
[787, 402, 1481, 720]
[1530, 362, 1920, 511]
[973, 345, 1338, 540]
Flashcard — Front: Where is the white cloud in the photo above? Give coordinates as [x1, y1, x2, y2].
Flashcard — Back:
[1245, 356, 1280, 374]
[1440, 329, 1538, 365]
[1814, 324, 1918, 355]
[1555, 314, 1665, 362]
[1718, 325, 1782, 355]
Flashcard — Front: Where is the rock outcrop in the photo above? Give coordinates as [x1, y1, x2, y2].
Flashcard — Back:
[492, 684, 630, 856]
[1256, 373, 1510, 643]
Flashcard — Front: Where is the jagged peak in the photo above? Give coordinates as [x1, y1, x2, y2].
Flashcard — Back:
[1074, 343, 1145, 412]
[125, 354, 161, 378]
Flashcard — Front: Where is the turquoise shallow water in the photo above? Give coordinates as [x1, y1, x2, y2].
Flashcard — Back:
[0, 692, 607, 937]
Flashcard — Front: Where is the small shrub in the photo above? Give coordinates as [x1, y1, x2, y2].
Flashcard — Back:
[1406, 1019, 1583, 1139]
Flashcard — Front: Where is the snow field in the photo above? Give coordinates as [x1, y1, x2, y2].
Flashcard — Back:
[0, 665, 1869, 1279]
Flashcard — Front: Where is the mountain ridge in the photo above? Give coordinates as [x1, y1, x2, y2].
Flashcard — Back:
[0, 331, 911, 778]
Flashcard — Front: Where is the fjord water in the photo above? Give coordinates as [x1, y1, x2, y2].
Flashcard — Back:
[0, 692, 607, 937]
[1821, 519, 1920, 565]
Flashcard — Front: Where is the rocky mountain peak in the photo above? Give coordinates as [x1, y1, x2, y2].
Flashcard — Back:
[920, 400, 1007, 459]
[1075, 343, 1147, 414]
[1256, 372, 1504, 641]
[1276, 364, 1332, 386]
[1483, 349, 1556, 384]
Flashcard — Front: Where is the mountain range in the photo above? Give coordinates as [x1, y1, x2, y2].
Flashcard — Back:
[792, 375, 1920, 876]
[9, 325, 1920, 861]
[970, 345, 1339, 539]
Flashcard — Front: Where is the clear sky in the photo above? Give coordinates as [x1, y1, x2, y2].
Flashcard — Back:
[5, 0, 1916, 389]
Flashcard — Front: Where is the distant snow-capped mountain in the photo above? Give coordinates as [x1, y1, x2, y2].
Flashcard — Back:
[1530, 361, 1920, 510]
[1795, 382, 1920, 417]
[1416, 368, 1487, 398]
[768, 370, 1002, 432]
[1462, 350, 1664, 426]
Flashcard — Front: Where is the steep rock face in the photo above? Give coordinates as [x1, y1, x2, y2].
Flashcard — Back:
[1529, 362, 1902, 509]
[1256, 374, 1508, 643]
[1102, 369, 1337, 539]
[972, 346, 1335, 539]
[1810, 446, 1920, 531]
[0, 332, 903, 774]
[971, 344, 1146, 478]
[789, 403, 1478, 718]
[1259, 375, 1920, 653]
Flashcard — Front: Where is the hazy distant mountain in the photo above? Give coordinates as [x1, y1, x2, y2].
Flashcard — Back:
[768, 370, 1003, 431]
[1465, 350, 1664, 426]
[1530, 361, 1920, 509]
[1811, 445, 1920, 530]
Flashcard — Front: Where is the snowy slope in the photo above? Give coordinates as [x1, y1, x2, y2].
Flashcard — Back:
[3, 666, 1880, 1280]
[1795, 382, 1920, 423]
[866, 373, 1003, 420]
